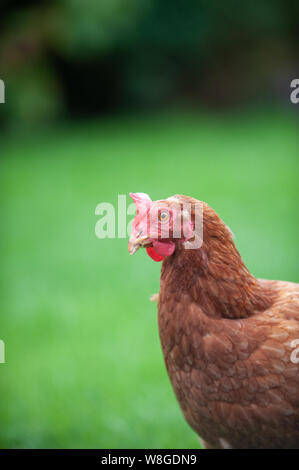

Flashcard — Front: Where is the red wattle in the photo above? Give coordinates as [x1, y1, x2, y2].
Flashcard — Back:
[146, 247, 164, 262]
[146, 240, 175, 262]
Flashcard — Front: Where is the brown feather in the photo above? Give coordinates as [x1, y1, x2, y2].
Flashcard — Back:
[157, 196, 299, 449]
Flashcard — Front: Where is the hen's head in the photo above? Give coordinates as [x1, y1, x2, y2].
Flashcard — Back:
[128, 192, 196, 262]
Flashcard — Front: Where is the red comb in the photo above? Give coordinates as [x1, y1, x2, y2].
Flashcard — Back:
[129, 192, 152, 214]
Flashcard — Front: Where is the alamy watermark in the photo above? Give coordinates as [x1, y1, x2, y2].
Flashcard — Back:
[0, 340, 5, 363]
[290, 339, 299, 364]
[0, 79, 5, 104]
[95, 194, 203, 249]
[290, 79, 299, 104]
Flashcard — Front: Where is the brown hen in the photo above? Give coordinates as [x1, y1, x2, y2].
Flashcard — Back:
[128, 193, 299, 449]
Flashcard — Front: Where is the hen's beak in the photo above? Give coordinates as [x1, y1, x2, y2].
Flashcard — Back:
[128, 235, 150, 255]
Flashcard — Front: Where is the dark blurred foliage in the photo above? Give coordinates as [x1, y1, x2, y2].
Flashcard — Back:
[0, 0, 298, 126]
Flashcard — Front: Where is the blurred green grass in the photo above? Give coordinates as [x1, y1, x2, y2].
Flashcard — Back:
[0, 109, 298, 448]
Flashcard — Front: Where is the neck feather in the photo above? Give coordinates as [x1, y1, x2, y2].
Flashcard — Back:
[160, 204, 273, 319]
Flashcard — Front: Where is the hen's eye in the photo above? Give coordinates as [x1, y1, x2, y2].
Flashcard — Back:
[159, 210, 170, 223]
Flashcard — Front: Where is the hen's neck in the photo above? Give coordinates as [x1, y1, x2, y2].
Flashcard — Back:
[161, 207, 273, 319]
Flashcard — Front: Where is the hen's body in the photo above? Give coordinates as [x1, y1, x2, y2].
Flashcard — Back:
[158, 201, 299, 449]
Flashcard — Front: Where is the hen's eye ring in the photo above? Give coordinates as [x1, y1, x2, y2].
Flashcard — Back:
[159, 210, 170, 223]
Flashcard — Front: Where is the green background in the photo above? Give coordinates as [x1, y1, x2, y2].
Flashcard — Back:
[0, 0, 298, 450]
[1, 109, 298, 448]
